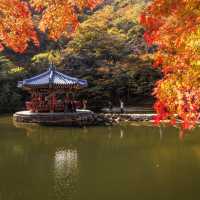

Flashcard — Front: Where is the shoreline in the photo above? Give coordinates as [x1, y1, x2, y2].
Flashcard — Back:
[101, 113, 156, 124]
[12, 111, 156, 126]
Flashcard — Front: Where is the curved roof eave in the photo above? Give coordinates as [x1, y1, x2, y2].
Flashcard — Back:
[18, 66, 88, 88]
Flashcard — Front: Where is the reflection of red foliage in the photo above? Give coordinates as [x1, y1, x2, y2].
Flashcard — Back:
[179, 129, 185, 141]
[182, 120, 190, 130]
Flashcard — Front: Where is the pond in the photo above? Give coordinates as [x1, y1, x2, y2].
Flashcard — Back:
[0, 115, 200, 200]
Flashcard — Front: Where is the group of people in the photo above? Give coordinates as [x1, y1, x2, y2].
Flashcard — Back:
[29, 93, 126, 113]
[63, 99, 87, 112]
[64, 100, 77, 112]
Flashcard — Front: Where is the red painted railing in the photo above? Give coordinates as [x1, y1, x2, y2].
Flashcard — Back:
[25, 100, 83, 112]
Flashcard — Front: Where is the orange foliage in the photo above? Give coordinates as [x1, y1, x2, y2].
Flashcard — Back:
[0, 0, 102, 52]
[0, 0, 39, 53]
[141, 0, 200, 131]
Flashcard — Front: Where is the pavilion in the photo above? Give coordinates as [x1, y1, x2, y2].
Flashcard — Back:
[13, 64, 109, 126]
[18, 64, 88, 113]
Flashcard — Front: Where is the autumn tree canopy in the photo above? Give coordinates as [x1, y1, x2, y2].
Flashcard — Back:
[141, 0, 200, 131]
[0, 0, 102, 53]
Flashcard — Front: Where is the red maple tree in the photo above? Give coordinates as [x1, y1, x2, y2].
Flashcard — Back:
[0, 0, 102, 53]
[141, 0, 200, 130]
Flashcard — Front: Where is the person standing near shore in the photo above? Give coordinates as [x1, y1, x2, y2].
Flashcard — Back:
[120, 100, 124, 113]
[108, 101, 113, 112]
[82, 100, 87, 110]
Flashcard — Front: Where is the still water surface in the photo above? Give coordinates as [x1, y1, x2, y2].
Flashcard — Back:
[0, 115, 200, 200]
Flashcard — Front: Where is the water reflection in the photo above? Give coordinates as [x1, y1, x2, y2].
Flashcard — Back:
[54, 149, 79, 200]
[1, 116, 200, 200]
[54, 150, 78, 175]
[159, 126, 163, 141]
[120, 129, 124, 139]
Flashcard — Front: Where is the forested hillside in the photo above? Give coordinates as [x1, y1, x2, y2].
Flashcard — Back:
[0, 0, 160, 113]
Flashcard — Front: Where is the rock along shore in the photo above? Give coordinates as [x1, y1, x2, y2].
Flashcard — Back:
[100, 113, 156, 124]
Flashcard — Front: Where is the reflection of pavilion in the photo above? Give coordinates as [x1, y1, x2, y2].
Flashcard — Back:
[54, 149, 78, 177]
[54, 149, 79, 198]
[13, 64, 99, 126]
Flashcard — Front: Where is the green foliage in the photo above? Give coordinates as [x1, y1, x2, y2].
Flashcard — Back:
[61, 0, 159, 110]
[0, 0, 160, 113]
[74, 60, 161, 111]
[0, 55, 15, 77]
[0, 54, 26, 113]
[65, 1, 147, 62]
[32, 50, 62, 65]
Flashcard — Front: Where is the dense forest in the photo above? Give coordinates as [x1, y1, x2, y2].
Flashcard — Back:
[0, 0, 161, 113]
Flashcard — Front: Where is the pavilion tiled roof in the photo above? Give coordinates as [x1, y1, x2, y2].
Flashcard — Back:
[18, 64, 87, 89]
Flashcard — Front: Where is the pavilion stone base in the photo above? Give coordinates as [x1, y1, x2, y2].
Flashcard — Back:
[13, 110, 110, 126]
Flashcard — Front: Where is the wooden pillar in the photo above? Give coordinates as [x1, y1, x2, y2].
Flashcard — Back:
[50, 90, 57, 112]
[32, 90, 36, 112]
[27, 89, 34, 112]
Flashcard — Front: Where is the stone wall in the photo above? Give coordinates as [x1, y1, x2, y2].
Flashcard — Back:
[13, 111, 111, 126]
[13, 111, 156, 127]
[102, 113, 156, 124]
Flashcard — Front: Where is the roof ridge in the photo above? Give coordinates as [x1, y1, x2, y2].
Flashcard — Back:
[49, 67, 55, 86]
[19, 66, 88, 88]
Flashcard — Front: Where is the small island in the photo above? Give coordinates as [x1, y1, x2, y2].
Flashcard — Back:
[13, 63, 107, 126]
